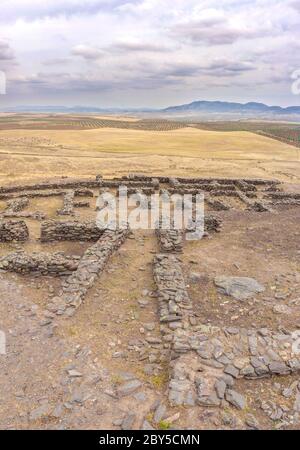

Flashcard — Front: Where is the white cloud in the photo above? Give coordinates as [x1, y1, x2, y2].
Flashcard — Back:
[72, 44, 104, 60]
[0, 0, 299, 106]
[0, 0, 139, 22]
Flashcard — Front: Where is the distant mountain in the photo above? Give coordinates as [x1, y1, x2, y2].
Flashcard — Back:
[1, 101, 300, 117]
[162, 100, 300, 115]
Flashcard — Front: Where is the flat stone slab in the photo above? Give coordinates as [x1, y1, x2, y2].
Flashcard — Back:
[117, 380, 142, 397]
[225, 389, 246, 410]
[214, 276, 265, 300]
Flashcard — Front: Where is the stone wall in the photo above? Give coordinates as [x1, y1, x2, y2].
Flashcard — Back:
[1, 197, 46, 219]
[0, 220, 29, 242]
[156, 227, 183, 253]
[153, 254, 194, 327]
[175, 177, 279, 186]
[236, 191, 271, 212]
[265, 192, 300, 200]
[205, 195, 230, 211]
[0, 175, 280, 196]
[47, 226, 130, 316]
[168, 187, 258, 199]
[153, 253, 300, 410]
[0, 188, 94, 201]
[170, 183, 239, 193]
[40, 220, 104, 242]
[169, 326, 300, 408]
[73, 201, 90, 208]
[57, 191, 75, 216]
[269, 199, 300, 206]
[5, 197, 29, 213]
[0, 251, 80, 276]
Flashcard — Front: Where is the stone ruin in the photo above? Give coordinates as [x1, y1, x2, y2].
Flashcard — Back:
[41, 220, 103, 242]
[0, 251, 80, 276]
[153, 254, 300, 409]
[0, 220, 29, 242]
[0, 173, 299, 419]
[47, 225, 130, 316]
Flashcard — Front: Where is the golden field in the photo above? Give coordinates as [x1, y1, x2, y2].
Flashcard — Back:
[0, 123, 299, 185]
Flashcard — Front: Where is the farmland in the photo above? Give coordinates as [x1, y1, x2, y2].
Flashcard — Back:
[0, 114, 299, 187]
[0, 116, 299, 187]
[193, 121, 300, 148]
[0, 114, 186, 131]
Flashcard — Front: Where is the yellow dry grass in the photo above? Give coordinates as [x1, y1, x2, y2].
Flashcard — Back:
[0, 125, 299, 185]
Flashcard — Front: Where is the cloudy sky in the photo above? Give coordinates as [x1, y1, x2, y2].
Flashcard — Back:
[0, 0, 300, 108]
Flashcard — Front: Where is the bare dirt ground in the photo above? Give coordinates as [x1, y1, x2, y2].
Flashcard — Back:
[0, 118, 300, 430]
[0, 195, 299, 430]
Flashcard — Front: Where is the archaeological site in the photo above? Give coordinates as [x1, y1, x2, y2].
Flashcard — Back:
[0, 173, 299, 430]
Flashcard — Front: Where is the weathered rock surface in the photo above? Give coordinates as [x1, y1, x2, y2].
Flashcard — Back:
[214, 276, 265, 300]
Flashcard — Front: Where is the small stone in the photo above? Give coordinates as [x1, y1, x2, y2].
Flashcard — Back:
[51, 404, 64, 419]
[198, 393, 221, 407]
[215, 380, 226, 399]
[29, 403, 51, 421]
[164, 412, 180, 424]
[112, 418, 123, 427]
[142, 420, 154, 430]
[121, 413, 136, 430]
[273, 305, 291, 315]
[269, 362, 290, 375]
[138, 299, 149, 307]
[153, 403, 167, 424]
[144, 322, 156, 331]
[117, 380, 142, 397]
[67, 369, 83, 378]
[245, 414, 259, 429]
[225, 390, 246, 410]
[189, 273, 208, 284]
[224, 365, 239, 378]
[134, 392, 147, 402]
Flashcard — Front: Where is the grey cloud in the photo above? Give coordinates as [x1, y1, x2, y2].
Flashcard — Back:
[290, 0, 300, 12]
[0, 41, 15, 61]
[170, 18, 266, 45]
[202, 59, 255, 75]
[4, 55, 273, 103]
[10, 65, 182, 95]
[154, 59, 255, 79]
[12, 72, 113, 91]
[112, 41, 171, 53]
[160, 62, 202, 78]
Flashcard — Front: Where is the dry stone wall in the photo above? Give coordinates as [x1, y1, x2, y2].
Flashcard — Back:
[153, 254, 194, 327]
[205, 195, 230, 211]
[169, 326, 300, 408]
[0, 251, 80, 276]
[0, 220, 29, 242]
[47, 226, 130, 316]
[40, 220, 104, 242]
[5, 197, 29, 213]
[152, 253, 300, 410]
[156, 227, 183, 253]
[57, 191, 75, 216]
